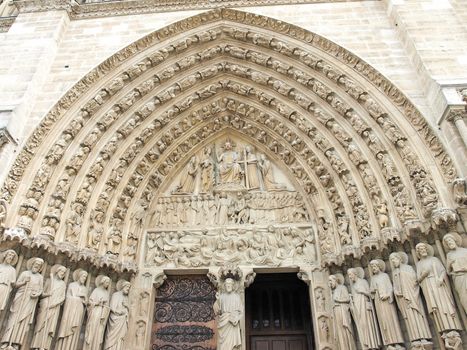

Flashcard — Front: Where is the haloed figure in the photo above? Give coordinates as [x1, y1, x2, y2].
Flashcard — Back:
[213, 278, 243, 350]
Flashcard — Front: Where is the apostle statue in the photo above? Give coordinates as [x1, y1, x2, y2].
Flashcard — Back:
[200, 147, 214, 193]
[56, 268, 89, 350]
[0, 250, 18, 313]
[173, 156, 198, 194]
[217, 141, 243, 186]
[443, 232, 467, 316]
[1, 257, 44, 349]
[328, 274, 356, 350]
[83, 275, 111, 350]
[258, 154, 285, 191]
[415, 242, 461, 332]
[389, 252, 431, 344]
[347, 267, 381, 350]
[30, 264, 67, 349]
[369, 259, 404, 348]
[244, 146, 260, 190]
[213, 277, 243, 350]
[104, 280, 131, 350]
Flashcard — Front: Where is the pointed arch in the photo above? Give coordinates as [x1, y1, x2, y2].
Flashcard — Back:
[1, 8, 459, 271]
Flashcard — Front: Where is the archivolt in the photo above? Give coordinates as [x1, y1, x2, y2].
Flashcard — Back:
[1, 8, 458, 270]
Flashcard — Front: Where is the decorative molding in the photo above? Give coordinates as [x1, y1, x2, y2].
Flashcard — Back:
[0, 126, 16, 151]
[0, 16, 15, 32]
[12, 0, 375, 19]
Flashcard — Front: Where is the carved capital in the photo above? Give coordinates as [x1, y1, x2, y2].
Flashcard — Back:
[381, 227, 403, 244]
[403, 219, 430, 238]
[243, 270, 256, 288]
[297, 267, 312, 286]
[431, 207, 458, 230]
[445, 108, 466, 123]
[0, 127, 15, 152]
[153, 271, 167, 289]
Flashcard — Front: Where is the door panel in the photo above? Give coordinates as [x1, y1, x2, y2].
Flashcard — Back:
[151, 275, 217, 350]
[246, 274, 313, 350]
[251, 336, 307, 350]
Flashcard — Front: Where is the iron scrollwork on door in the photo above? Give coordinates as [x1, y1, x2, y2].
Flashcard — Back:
[152, 276, 216, 350]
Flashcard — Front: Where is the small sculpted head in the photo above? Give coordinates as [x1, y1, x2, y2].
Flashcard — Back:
[224, 278, 235, 293]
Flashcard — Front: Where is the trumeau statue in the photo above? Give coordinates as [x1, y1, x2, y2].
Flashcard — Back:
[347, 267, 381, 350]
[328, 274, 356, 350]
[389, 252, 431, 344]
[0, 250, 18, 313]
[104, 280, 131, 350]
[213, 277, 243, 350]
[1, 257, 44, 349]
[83, 275, 111, 350]
[56, 269, 88, 350]
[31, 264, 67, 350]
[415, 242, 461, 332]
[442, 232, 467, 316]
[368, 259, 404, 348]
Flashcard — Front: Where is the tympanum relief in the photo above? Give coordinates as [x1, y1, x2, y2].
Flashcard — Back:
[145, 138, 316, 268]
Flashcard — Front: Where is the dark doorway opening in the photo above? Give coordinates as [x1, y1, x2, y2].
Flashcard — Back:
[245, 273, 314, 350]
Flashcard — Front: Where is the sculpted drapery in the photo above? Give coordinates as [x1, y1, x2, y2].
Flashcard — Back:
[1, 257, 44, 348]
[31, 264, 67, 350]
[443, 233, 467, 316]
[218, 141, 243, 186]
[347, 267, 381, 350]
[214, 278, 243, 350]
[104, 280, 131, 350]
[389, 252, 431, 342]
[84, 275, 111, 350]
[415, 243, 461, 332]
[369, 259, 404, 347]
[328, 274, 356, 350]
[56, 269, 88, 350]
[0, 250, 18, 312]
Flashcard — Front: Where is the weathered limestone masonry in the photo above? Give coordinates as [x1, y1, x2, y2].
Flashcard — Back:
[0, 1, 465, 350]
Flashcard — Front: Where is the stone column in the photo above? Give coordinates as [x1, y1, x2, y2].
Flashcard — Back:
[447, 110, 467, 151]
[126, 269, 166, 349]
[298, 267, 335, 350]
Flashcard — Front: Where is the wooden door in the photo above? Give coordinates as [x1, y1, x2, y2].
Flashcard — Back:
[251, 336, 308, 350]
[246, 274, 313, 350]
[151, 275, 217, 350]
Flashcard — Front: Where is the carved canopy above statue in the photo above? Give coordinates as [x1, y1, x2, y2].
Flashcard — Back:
[0, 8, 460, 272]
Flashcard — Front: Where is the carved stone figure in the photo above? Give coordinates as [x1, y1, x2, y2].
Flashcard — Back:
[173, 156, 198, 194]
[442, 331, 462, 350]
[83, 275, 111, 350]
[389, 252, 431, 343]
[200, 147, 214, 193]
[104, 280, 131, 350]
[0, 250, 18, 313]
[369, 259, 404, 348]
[415, 243, 461, 332]
[56, 269, 88, 350]
[1, 257, 44, 349]
[213, 277, 243, 350]
[442, 233, 467, 316]
[244, 146, 260, 190]
[347, 267, 381, 350]
[258, 154, 284, 190]
[328, 274, 356, 350]
[217, 141, 243, 187]
[31, 264, 67, 350]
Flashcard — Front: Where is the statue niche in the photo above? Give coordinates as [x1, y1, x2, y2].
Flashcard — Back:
[146, 137, 316, 269]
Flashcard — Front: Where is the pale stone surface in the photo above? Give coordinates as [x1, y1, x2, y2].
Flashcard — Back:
[0, 2, 465, 350]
